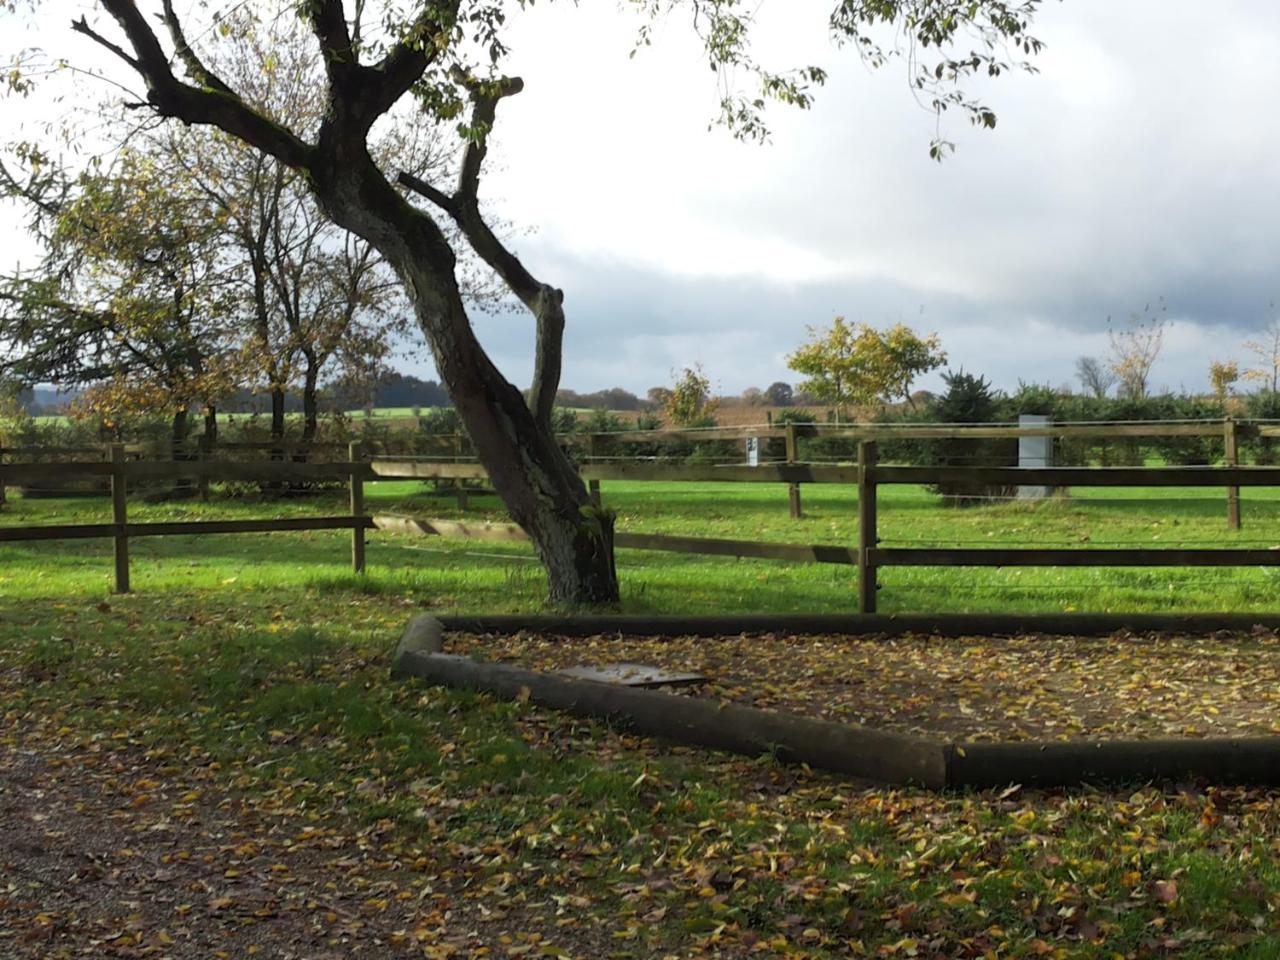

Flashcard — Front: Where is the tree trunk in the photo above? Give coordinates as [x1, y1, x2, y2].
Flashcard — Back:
[270, 385, 286, 449]
[171, 406, 194, 497]
[312, 155, 618, 605]
[198, 404, 217, 502]
[260, 385, 288, 495]
[300, 361, 319, 449]
[202, 404, 218, 447]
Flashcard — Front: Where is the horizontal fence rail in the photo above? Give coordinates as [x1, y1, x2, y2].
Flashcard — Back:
[871, 548, 1280, 567]
[873, 465, 1280, 487]
[372, 516, 860, 565]
[0, 516, 373, 544]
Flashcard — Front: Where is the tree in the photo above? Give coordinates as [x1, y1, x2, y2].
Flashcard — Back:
[1075, 356, 1115, 399]
[926, 370, 1015, 506]
[0, 378, 28, 506]
[374, 373, 451, 408]
[764, 381, 794, 407]
[1243, 313, 1280, 394]
[786, 317, 945, 418]
[740, 386, 765, 406]
[665, 366, 718, 427]
[155, 14, 448, 453]
[553, 386, 643, 411]
[0, 154, 243, 461]
[0, 378, 29, 443]
[645, 387, 672, 412]
[1108, 301, 1166, 400]
[1209, 360, 1239, 404]
[27, 0, 1051, 603]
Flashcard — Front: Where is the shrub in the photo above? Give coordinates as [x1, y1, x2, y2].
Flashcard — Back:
[1246, 391, 1280, 464]
[925, 371, 1016, 506]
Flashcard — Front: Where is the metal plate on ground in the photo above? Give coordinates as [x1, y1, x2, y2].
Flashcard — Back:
[557, 662, 707, 688]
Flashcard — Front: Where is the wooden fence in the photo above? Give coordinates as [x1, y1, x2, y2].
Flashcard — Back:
[21, 416, 1233, 522]
[5, 428, 1280, 611]
[0, 443, 372, 592]
[565, 417, 1269, 526]
[372, 444, 1280, 614]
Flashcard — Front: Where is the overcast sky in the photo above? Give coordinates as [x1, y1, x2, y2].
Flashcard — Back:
[5, 1, 1280, 397]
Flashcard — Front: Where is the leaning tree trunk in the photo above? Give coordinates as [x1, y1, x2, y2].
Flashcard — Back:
[313, 156, 618, 605]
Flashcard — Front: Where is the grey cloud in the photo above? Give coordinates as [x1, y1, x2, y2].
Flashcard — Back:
[424, 251, 1273, 397]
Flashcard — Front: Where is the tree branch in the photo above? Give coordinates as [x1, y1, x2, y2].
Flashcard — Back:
[70, 15, 138, 69]
[89, 0, 314, 171]
[159, 0, 234, 96]
[397, 71, 565, 427]
[454, 70, 524, 207]
[529, 289, 565, 427]
[396, 171, 456, 217]
[299, 1, 456, 133]
[304, 0, 355, 74]
[364, 7, 452, 118]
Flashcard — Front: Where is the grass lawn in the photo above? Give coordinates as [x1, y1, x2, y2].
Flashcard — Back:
[4, 480, 1280, 957]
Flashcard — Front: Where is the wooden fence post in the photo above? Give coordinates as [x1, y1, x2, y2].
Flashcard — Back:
[110, 444, 130, 593]
[1225, 417, 1241, 530]
[349, 441, 366, 574]
[786, 423, 802, 519]
[587, 434, 602, 507]
[858, 441, 878, 614]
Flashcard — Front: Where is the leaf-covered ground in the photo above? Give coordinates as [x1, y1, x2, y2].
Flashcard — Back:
[4, 589, 1280, 957]
[450, 630, 1280, 742]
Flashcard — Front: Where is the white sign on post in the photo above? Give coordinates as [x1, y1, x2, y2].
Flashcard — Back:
[746, 437, 760, 467]
[1018, 414, 1051, 499]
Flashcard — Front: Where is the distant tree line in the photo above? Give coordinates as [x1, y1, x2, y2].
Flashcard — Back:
[553, 387, 646, 411]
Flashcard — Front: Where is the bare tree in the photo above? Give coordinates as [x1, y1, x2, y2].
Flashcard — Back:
[1075, 356, 1115, 399]
[1108, 301, 1167, 400]
[1243, 312, 1280, 394]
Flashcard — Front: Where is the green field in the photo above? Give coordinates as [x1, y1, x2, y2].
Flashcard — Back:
[4, 480, 1280, 957]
